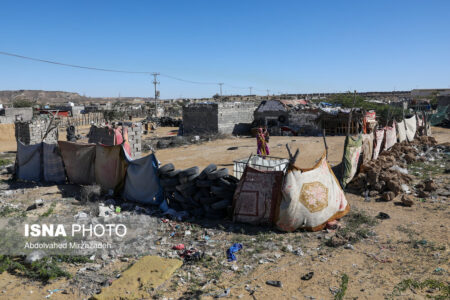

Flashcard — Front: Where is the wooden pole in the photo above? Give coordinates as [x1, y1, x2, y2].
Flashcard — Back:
[322, 128, 329, 160]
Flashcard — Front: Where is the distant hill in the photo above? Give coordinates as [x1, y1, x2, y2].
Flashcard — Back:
[0, 90, 152, 105]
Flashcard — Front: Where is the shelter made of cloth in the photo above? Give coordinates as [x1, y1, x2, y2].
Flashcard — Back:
[341, 135, 362, 187]
[122, 149, 166, 211]
[397, 120, 407, 143]
[95, 145, 128, 193]
[276, 154, 349, 232]
[372, 129, 384, 160]
[16, 141, 42, 182]
[58, 141, 96, 185]
[405, 115, 417, 142]
[361, 133, 374, 166]
[43, 142, 66, 183]
[232, 167, 284, 225]
[383, 123, 397, 151]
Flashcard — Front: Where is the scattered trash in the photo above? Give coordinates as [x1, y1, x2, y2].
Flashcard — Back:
[389, 165, 408, 175]
[344, 243, 354, 250]
[215, 288, 231, 298]
[172, 244, 185, 250]
[25, 250, 47, 264]
[266, 280, 283, 287]
[115, 206, 121, 213]
[376, 212, 390, 220]
[301, 272, 314, 281]
[227, 147, 239, 150]
[26, 199, 44, 211]
[45, 289, 64, 298]
[227, 243, 243, 262]
[98, 205, 114, 217]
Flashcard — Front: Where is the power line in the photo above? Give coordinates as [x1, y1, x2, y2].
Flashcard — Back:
[0, 50, 271, 94]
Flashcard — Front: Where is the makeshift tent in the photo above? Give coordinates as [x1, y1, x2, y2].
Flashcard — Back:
[58, 141, 96, 185]
[95, 145, 128, 193]
[383, 123, 397, 151]
[16, 141, 41, 182]
[43, 143, 66, 183]
[276, 154, 349, 232]
[341, 135, 363, 187]
[397, 121, 407, 143]
[232, 167, 284, 225]
[372, 129, 384, 160]
[405, 115, 417, 142]
[361, 134, 374, 166]
[122, 149, 166, 210]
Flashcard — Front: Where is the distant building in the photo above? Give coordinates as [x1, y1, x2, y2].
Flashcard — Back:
[0, 107, 33, 123]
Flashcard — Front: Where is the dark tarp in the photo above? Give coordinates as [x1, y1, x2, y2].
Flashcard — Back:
[16, 141, 41, 182]
[43, 143, 66, 183]
[58, 141, 96, 185]
[122, 149, 166, 210]
[95, 145, 128, 193]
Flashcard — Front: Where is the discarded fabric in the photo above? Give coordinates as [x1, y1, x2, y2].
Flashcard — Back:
[227, 243, 243, 261]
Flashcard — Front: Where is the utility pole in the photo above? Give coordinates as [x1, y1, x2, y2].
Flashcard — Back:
[218, 83, 223, 97]
[152, 72, 160, 116]
[266, 89, 270, 97]
[249, 86, 252, 96]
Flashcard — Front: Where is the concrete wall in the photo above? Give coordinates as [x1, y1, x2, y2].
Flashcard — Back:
[15, 119, 59, 145]
[217, 102, 255, 135]
[71, 105, 85, 116]
[182, 103, 218, 135]
[3, 107, 33, 122]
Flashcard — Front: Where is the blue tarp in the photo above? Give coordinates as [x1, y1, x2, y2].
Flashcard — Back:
[122, 148, 167, 211]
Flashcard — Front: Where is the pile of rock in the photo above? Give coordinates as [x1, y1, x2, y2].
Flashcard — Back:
[348, 136, 439, 202]
[157, 163, 238, 218]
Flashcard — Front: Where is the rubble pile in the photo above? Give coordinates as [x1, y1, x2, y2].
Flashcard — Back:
[145, 116, 182, 127]
[158, 163, 238, 218]
[348, 136, 443, 201]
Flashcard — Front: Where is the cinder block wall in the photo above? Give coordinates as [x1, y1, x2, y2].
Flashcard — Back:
[15, 119, 59, 145]
[87, 124, 142, 159]
[182, 104, 219, 135]
[217, 102, 255, 135]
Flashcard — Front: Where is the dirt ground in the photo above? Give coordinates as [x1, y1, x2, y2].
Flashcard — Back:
[0, 126, 448, 300]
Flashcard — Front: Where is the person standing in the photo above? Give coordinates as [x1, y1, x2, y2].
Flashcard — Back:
[257, 127, 270, 157]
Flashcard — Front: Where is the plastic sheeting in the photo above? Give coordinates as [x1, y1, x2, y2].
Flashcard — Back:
[372, 129, 384, 160]
[95, 145, 128, 193]
[397, 121, 407, 143]
[58, 141, 96, 185]
[233, 167, 283, 225]
[405, 115, 417, 142]
[383, 123, 397, 151]
[122, 149, 166, 210]
[43, 143, 66, 183]
[276, 155, 349, 232]
[341, 135, 363, 187]
[16, 141, 41, 182]
[361, 134, 374, 166]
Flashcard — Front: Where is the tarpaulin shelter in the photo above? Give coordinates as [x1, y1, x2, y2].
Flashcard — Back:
[341, 135, 362, 187]
[405, 115, 417, 142]
[122, 149, 167, 211]
[397, 121, 407, 143]
[276, 154, 349, 232]
[383, 123, 397, 151]
[43, 142, 66, 183]
[232, 167, 284, 225]
[372, 129, 384, 160]
[361, 134, 374, 166]
[16, 141, 41, 182]
[58, 141, 96, 185]
[95, 145, 128, 193]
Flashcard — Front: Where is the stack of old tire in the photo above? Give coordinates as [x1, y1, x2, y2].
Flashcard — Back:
[157, 163, 238, 218]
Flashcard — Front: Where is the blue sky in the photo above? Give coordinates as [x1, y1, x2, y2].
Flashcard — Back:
[0, 0, 449, 98]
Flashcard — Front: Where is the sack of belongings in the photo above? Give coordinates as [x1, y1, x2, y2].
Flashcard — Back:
[341, 135, 363, 187]
[405, 115, 417, 142]
[276, 154, 349, 232]
[372, 129, 384, 160]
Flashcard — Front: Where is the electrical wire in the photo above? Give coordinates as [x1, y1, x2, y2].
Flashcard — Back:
[0, 50, 270, 93]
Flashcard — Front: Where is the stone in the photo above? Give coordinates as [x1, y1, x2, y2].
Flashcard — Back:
[424, 180, 437, 192]
[401, 194, 414, 207]
[382, 191, 396, 201]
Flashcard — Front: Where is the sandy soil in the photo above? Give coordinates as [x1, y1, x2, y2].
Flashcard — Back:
[0, 126, 448, 300]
